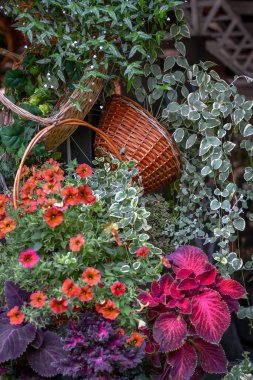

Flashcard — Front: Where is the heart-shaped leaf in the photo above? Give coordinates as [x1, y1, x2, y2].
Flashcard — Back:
[168, 246, 208, 275]
[190, 290, 230, 344]
[168, 343, 197, 380]
[153, 313, 187, 352]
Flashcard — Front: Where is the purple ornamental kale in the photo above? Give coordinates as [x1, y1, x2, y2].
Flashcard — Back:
[54, 310, 145, 378]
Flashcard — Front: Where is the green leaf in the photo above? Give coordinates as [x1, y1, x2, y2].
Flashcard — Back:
[233, 109, 245, 124]
[175, 41, 186, 56]
[233, 217, 246, 231]
[0, 123, 25, 152]
[185, 134, 197, 149]
[210, 199, 221, 210]
[176, 56, 188, 68]
[201, 166, 212, 176]
[164, 56, 176, 71]
[167, 102, 180, 112]
[173, 128, 184, 142]
[4, 70, 27, 89]
[243, 124, 253, 137]
[150, 64, 161, 77]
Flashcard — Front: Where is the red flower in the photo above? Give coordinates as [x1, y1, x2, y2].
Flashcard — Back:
[42, 181, 61, 194]
[7, 306, 25, 325]
[69, 234, 85, 252]
[77, 184, 96, 205]
[44, 207, 63, 227]
[42, 168, 63, 183]
[20, 165, 30, 178]
[95, 298, 120, 320]
[0, 217, 16, 235]
[21, 180, 36, 197]
[116, 328, 125, 336]
[111, 229, 123, 246]
[62, 279, 80, 298]
[19, 249, 40, 268]
[30, 291, 47, 308]
[136, 246, 150, 258]
[127, 332, 144, 347]
[76, 163, 92, 178]
[78, 286, 94, 302]
[110, 282, 126, 296]
[36, 189, 46, 204]
[49, 298, 68, 314]
[82, 267, 101, 286]
[61, 186, 79, 206]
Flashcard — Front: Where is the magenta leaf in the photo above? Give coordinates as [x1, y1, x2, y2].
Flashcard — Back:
[153, 313, 187, 352]
[190, 367, 205, 380]
[167, 343, 197, 380]
[27, 331, 65, 377]
[138, 292, 161, 307]
[5, 281, 31, 309]
[159, 274, 173, 295]
[151, 281, 161, 297]
[195, 265, 217, 286]
[193, 338, 227, 374]
[222, 295, 240, 313]
[170, 281, 184, 299]
[176, 268, 194, 279]
[190, 290, 230, 344]
[216, 278, 245, 299]
[178, 278, 198, 291]
[168, 246, 208, 275]
[0, 317, 36, 363]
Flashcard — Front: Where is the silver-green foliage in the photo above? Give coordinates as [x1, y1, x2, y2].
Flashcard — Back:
[223, 352, 253, 380]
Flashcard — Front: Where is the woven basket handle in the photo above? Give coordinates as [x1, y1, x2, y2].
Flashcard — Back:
[13, 118, 122, 209]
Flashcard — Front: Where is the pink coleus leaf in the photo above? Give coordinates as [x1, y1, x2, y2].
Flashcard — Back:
[168, 246, 208, 275]
[222, 294, 240, 313]
[176, 268, 194, 279]
[167, 298, 192, 314]
[195, 265, 217, 286]
[138, 292, 162, 308]
[153, 312, 187, 352]
[216, 278, 246, 299]
[190, 289, 230, 344]
[151, 281, 161, 297]
[190, 367, 205, 380]
[170, 281, 184, 299]
[178, 278, 198, 291]
[159, 274, 173, 295]
[193, 338, 228, 374]
[167, 342, 197, 380]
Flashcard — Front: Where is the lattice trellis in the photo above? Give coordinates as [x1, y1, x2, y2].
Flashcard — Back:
[183, 0, 253, 76]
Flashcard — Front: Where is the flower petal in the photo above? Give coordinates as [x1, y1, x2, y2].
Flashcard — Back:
[167, 343, 197, 380]
[193, 338, 227, 374]
[190, 290, 230, 344]
[153, 313, 187, 352]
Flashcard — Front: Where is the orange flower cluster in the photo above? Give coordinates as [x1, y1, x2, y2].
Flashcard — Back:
[0, 194, 16, 239]
[95, 298, 120, 320]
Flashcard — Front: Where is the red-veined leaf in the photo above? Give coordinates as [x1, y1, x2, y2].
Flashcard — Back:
[195, 265, 217, 286]
[222, 295, 240, 313]
[168, 246, 208, 275]
[190, 367, 205, 380]
[176, 268, 194, 279]
[178, 278, 198, 290]
[216, 278, 245, 299]
[153, 312, 187, 352]
[167, 343, 197, 380]
[190, 290, 230, 344]
[159, 274, 173, 295]
[170, 281, 184, 299]
[193, 338, 227, 373]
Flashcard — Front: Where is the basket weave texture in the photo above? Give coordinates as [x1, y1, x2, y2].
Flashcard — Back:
[94, 95, 182, 193]
[0, 55, 105, 150]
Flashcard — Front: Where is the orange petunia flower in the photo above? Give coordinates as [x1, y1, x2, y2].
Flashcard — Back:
[78, 286, 94, 302]
[62, 279, 80, 298]
[44, 207, 63, 227]
[69, 234, 85, 252]
[95, 298, 120, 320]
[42, 181, 61, 194]
[126, 332, 144, 347]
[21, 180, 36, 197]
[77, 184, 96, 205]
[0, 202, 6, 216]
[42, 199, 57, 210]
[42, 168, 64, 183]
[7, 306, 25, 325]
[0, 217, 16, 234]
[49, 298, 68, 314]
[21, 165, 30, 178]
[76, 163, 92, 178]
[82, 267, 101, 286]
[36, 189, 46, 205]
[61, 186, 79, 206]
[30, 291, 47, 308]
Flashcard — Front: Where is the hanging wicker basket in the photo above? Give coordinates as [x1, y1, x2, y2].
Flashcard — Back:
[0, 52, 105, 150]
[13, 118, 122, 208]
[94, 95, 182, 193]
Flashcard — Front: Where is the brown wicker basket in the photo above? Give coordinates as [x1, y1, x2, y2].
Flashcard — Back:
[0, 60, 105, 150]
[13, 118, 122, 209]
[94, 95, 182, 193]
